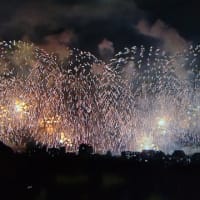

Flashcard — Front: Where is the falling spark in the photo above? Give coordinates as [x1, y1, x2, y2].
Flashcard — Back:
[0, 41, 200, 154]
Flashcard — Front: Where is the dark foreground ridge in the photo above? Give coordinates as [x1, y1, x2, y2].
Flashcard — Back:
[1, 142, 200, 200]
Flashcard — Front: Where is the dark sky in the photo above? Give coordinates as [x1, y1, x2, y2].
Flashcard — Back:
[0, 0, 199, 57]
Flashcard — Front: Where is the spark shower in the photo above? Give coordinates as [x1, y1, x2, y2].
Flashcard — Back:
[0, 41, 200, 154]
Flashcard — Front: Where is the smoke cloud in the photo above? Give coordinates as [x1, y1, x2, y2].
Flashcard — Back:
[136, 19, 189, 54]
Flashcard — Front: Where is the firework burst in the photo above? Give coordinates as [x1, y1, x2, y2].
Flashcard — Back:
[0, 41, 200, 153]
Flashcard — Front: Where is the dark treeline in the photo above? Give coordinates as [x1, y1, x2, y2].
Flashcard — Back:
[1, 141, 200, 200]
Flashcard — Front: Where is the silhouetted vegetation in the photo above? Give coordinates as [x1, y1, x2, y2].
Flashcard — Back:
[1, 141, 200, 200]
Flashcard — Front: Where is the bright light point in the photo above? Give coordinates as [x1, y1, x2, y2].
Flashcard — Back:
[158, 118, 166, 127]
[15, 104, 23, 112]
[143, 143, 152, 150]
[59, 132, 73, 147]
[14, 100, 27, 113]
[158, 119, 165, 126]
[139, 136, 158, 151]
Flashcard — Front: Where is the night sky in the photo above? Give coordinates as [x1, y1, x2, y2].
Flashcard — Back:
[0, 0, 199, 58]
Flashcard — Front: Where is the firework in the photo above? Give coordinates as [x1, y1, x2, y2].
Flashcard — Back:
[0, 41, 200, 154]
